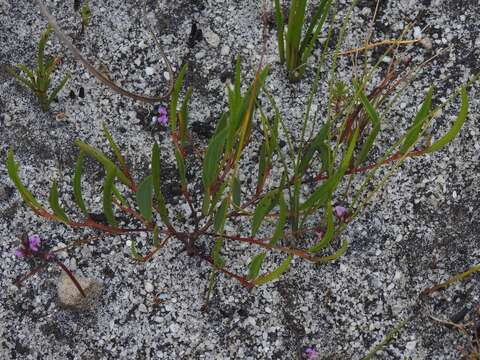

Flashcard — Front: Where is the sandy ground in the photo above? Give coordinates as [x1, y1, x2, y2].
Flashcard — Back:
[1, 0, 480, 359]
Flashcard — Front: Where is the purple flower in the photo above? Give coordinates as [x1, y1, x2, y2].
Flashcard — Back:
[157, 106, 168, 125]
[28, 234, 41, 252]
[334, 205, 347, 218]
[15, 249, 25, 258]
[305, 347, 319, 359]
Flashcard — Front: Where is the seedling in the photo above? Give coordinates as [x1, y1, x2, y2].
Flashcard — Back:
[5, 25, 69, 112]
[79, 1, 91, 34]
[274, 0, 333, 80]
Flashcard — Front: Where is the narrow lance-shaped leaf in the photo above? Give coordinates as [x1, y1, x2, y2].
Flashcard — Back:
[5, 65, 35, 89]
[37, 25, 52, 75]
[103, 165, 117, 226]
[425, 87, 469, 153]
[112, 185, 129, 208]
[130, 240, 142, 261]
[314, 239, 349, 263]
[308, 200, 334, 253]
[256, 141, 269, 194]
[136, 175, 153, 222]
[301, 128, 359, 211]
[48, 180, 70, 223]
[151, 143, 171, 227]
[356, 87, 381, 166]
[299, 0, 333, 66]
[251, 190, 278, 237]
[73, 151, 88, 215]
[169, 64, 188, 132]
[212, 198, 229, 267]
[297, 122, 329, 177]
[75, 140, 131, 186]
[179, 86, 193, 147]
[254, 255, 293, 286]
[174, 148, 187, 189]
[273, 0, 285, 64]
[153, 224, 160, 247]
[47, 73, 69, 105]
[232, 176, 241, 208]
[202, 128, 227, 192]
[400, 87, 433, 154]
[103, 123, 127, 172]
[270, 190, 287, 246]
[248, 191, 287, 280]
[6, 148, 44, 210]
[248, 252, 267, 280]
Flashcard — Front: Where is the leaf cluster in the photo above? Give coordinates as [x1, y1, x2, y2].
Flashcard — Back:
[5, 25, 69, 112]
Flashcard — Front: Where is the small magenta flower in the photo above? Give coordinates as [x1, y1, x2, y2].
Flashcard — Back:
[304, 347, 319, 359]
[151, 106, 168, 126]
[28, 234, 41, 252]
[157, 106, 168, 125]
[334, 205, 347, 219]
[15, 249, 25, 258]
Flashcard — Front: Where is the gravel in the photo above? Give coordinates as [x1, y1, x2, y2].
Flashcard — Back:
[1, 0, 480, 359]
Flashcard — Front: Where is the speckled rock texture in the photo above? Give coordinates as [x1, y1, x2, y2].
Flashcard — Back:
[1, 0, 479, 359]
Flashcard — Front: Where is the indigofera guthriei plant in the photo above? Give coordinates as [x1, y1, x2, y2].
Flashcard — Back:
[274, 0, 333, 80]
[7, 47, 472, 299]
[5, 25, 69, 112]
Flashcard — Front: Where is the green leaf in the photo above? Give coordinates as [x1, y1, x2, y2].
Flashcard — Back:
[102, 123, 127, 172]
[211, 237, 225, 267]
[315, 239, 349, 263]
[426, 87, 469, 153]
[256, 141, 269, 193]
[297, 122, 329, 177]
[270, 191, 287, 245]
[6, 148, 44, 210]
[273, 0, 285, 64]
[112, 185, 128, 208]
[5, 65, 35, 89]
[356, 87, 381, 166]
[179, 85, 193, 147]
[153, 224, 160, 247]
[299, 0, 333, 70]
[73, 151, 88, 215]
[75, 140, 131, 186]
[174, 148, 187, 187]
[308, 200, 334, 253]
[232, 176, 241, 208]
[286, 0, 307, 72]
[37, 25, 52, 76]
[213, 198, 229, 233]
[130, 240, 142, 261]
[136, 175, 153, 222]
[254, 255, 293, 286]
[169, 64, 188, 131]
[251, 190, 278, 237]
[16, 64, 36, 84]
[301, 128, 359, 211]
[103, 165, 117, 226]
[48, 180, 70, 223]
[151, 143, 171, 227]
[202, 128, 227, 192]
[47, 73, 69, 105]
[400, 87, 433, 153]
[248, 252, 266, 280]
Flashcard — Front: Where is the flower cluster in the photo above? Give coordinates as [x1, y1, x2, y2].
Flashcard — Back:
[15, 234, 41, 257]
[151, 106, 168, 126]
